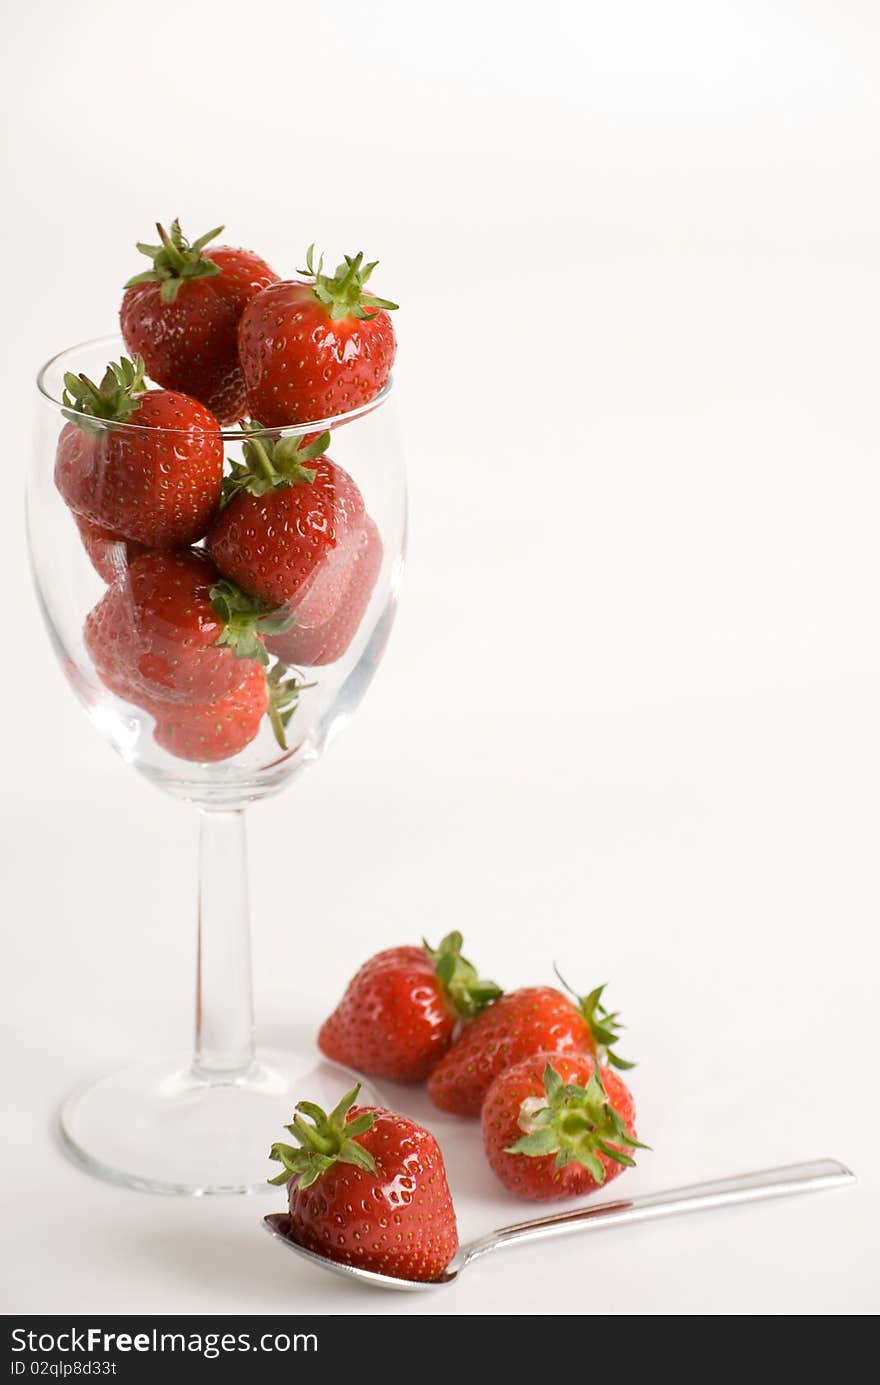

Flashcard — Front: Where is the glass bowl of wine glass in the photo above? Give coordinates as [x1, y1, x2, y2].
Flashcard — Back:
[27, 333, 406, 1195]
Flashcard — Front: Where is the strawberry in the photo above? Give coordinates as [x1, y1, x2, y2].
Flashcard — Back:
[206, 424, 365, 611]
[150, 661, 269, 762]
[482, 1055, 645, 1200]
[265, 514, 382, 666]
[149, 661, 307, 762]
[427, 976, 632, 1117]
[84, 549, 291, 707]
[121, 220, 277, 424]
[74, 514, 146, 584]
[268, 1084, 458, 1282]
[55, 355, 223, 548]
[238, 246, 397, 427]
[317, 932, 501, 1083]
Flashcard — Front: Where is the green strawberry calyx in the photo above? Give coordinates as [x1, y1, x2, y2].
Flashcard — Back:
[222, 422, 331, 505]
[268, 1084, 377, 1190]
[299, 244, 398, 322]
[507, 1061, 649, 1183]
[210, 580, 292, 667]
[62, 355, 146, 432]
[554, 967, 635, 1071]
[423, 931, 502, 1020]
[124, 219, 224, 304]
[266, 659, 315, 751]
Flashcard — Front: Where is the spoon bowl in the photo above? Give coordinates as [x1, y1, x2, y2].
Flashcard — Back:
[263, 1215, 455, 1290]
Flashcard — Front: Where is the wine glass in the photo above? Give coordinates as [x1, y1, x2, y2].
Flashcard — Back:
[27, 334, 406, 1195]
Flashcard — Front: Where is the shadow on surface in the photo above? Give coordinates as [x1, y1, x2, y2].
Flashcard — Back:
[129, 1215, 429, 1310]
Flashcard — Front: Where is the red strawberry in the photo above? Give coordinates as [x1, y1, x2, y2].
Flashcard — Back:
[150, 662, 268, 763]
[238, 246, 397, 427]
[428, 977, 632, 1117]
[74, 514, 146, 584]
[84, 549, 290, 707]
[482, 1054, 645, 1200]
[318, 932, 501, 1083]
[266, 514, 383, 666]
[268, 1085, 458, 1282]
[206, 425, 364, 611]
[151, 661, 307, 762]
[55, 355, 223, 548]
[121, 220, 277, 424]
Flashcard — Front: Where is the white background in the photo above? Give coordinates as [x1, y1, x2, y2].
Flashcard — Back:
[2, 0, 878, 1316]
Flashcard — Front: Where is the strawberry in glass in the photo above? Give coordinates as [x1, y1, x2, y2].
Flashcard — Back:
[238, 246, 397, 427]
[84, 549, 290, 707]
[74, 514, 146, 584]
[206, 425, 365, 622]
[265, 515, 383, 667]
[55, 354, 223, 549]
[149, 661, 306, 763]
[121, 219, 277, 424]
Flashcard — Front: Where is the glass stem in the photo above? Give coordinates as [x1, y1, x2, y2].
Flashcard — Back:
[193, 807, 255, 1079]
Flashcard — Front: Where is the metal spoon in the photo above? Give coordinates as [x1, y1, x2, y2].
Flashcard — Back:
[263, 1156, 853, 1292]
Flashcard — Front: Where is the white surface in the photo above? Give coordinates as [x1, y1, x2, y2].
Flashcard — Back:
[2, 0, 879, 1315]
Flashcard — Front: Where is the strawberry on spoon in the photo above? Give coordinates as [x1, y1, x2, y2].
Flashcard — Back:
[268, 1084, 458, 1283]
[238, 246, 397, 427]
[121, 219, 278, 424]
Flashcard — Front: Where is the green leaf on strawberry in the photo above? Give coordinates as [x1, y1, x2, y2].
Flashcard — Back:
[506, 1061, 649, 1181]
[299, 244, 399, 322]
[209, 580, 293, 666]
[62, 354, 146, 431]
[554, 967, 634, 1070]
[221, 423, 331, 504]
[124, 219, 224, 304]
[266, 660, 315, 750]
[423, 931, 503, 1020]
[268, 1084, 377, 1190]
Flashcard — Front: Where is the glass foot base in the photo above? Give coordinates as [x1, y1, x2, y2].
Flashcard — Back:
[58, 1049, 384, 1196]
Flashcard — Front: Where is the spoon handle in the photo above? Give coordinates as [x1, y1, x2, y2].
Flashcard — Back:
[462, 1158, 854, 1267]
